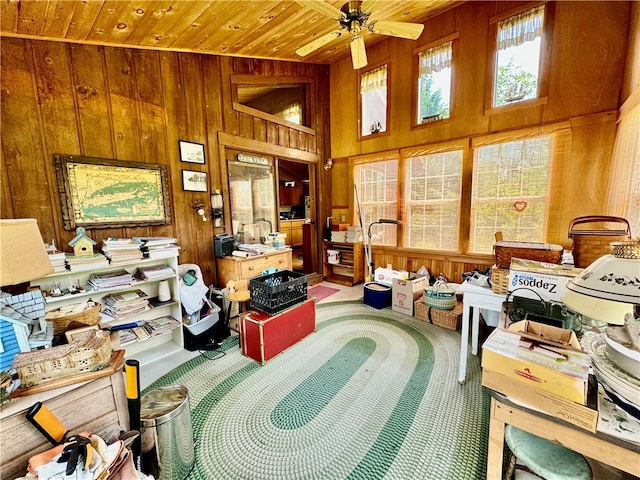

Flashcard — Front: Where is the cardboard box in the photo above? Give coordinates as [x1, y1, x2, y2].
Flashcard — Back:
[374, 267, 409, 286]
[508, 258, 582, 303]
[392, 275, 430, 316]
[481, 320, 591, 404]
[482, 369, 599, 432]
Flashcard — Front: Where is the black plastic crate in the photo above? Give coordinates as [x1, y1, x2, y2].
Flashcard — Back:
[250, 270, 308, 315]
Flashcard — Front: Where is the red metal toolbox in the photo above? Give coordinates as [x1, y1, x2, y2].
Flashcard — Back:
[239, 298, 316, 364]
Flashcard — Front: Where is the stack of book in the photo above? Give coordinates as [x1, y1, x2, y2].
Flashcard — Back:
[65, 253, 109, 272]
[87, 269, 134, 290]
[103, 289, 150, 320]
[135, 264, 175, 281]
[102, 238, 143, 264]
[345, 226, 363, 243]
[133, 237, 181, 259]
[48, 251, 67, 273]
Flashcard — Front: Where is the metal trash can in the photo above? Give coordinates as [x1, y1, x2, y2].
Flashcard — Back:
[140, 385, 194, 480]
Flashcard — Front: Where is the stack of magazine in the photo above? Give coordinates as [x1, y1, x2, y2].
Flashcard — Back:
[135, 264, 175, 281]
[103, 289, 150, 320]
[65, 253, 109, 272]
[117, 316, 180, 346]
[87, 269, 134, 290]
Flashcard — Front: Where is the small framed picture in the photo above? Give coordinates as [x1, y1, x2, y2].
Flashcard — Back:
[182, 170, 208, 192]
[65, 324, 100, 343]
[179, 140, 205, 164]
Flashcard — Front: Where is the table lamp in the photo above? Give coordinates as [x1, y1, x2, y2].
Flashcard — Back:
[366, 219, 402, 282]
[0, 219, 54, 328]
[561, 240, 639, 325]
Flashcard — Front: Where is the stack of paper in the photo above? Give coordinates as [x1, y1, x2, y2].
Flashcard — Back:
[103, 289, 150, 320]
[65, 253, 109, 272]
[102, 238, 143, 264]
[134, 237, 181, 259]
[345, 226, 363, 243]
[145, 316, 181, 337]
[48, 251, 67, 273]
[330, 231, 348, 242]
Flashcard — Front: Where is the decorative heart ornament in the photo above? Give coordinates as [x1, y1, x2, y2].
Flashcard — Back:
[513, 201, 528, 212]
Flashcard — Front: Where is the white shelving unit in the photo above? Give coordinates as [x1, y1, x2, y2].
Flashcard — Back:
[31, 254, 183, 367]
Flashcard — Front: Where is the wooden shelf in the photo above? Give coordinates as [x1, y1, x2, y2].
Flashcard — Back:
[323, 241, 364, 286]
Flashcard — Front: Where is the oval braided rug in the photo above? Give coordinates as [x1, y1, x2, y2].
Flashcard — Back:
[144, 301, 490, 480]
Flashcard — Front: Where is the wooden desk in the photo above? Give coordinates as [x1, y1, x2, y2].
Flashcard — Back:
[0, 371, 128, 479]
[217, 248, 292, 286]
[488, 394, 640, 479]
[458, 282, 506, 384]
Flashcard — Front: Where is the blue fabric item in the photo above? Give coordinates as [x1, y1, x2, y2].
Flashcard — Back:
[505, 425, 592, 480]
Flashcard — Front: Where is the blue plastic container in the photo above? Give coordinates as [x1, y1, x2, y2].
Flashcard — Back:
[363, 282, 392, 309]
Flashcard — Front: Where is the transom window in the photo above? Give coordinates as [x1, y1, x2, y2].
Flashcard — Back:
[417, 41, 452, 123]
[354, 160, 398, 245]
[494, 5, 545, 107]
[470, 135, 551, 253]
[405, 150, 462, 250]
[360, 65, 388, 137]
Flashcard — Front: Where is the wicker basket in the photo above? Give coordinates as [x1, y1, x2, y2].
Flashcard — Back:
[490, 265, 510, 294]
[46, 302, 101, 335]
[494, 241, 563, 269]
[415, 299, 462, 330]
[423, 280, 456, 310]
[568, 216, 631, 268]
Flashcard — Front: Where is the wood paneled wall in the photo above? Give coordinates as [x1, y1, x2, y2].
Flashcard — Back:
[0, 39, 330, 285]
[330, 1, 632, 282]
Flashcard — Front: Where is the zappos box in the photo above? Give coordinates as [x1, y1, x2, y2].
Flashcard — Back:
[508, 258, 582, 303]
[392, 274, 430, 316]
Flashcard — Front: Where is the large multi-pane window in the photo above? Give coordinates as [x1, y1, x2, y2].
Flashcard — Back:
[417, 41, 452, 123]
[470, 136, 551, 253]
[405, 150, 462, 250]
[494, 5, 544, 107]
[360, 65, 388, 137]
[354, 160, 398, 245]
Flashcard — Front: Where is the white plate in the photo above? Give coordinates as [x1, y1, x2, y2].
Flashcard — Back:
[604, 330, 640, 380]
[581, 332, 640, 395]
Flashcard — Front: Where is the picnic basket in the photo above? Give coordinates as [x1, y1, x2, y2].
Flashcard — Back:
[423, 280, 456, 310]
[568, 216, 631, 268]
[493, 241, 563, 269]
[490, 265, 510, 294]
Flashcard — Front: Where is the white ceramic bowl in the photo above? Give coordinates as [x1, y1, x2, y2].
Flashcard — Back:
[604, 330, 640, 380]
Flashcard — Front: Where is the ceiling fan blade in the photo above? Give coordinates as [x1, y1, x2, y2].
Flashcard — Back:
[368, 20, 424, 40]
[359, 0, 386, 17]
[350, 34, 368, 69]
[296, 30, 343, 57]
[295, 0, 346, 20]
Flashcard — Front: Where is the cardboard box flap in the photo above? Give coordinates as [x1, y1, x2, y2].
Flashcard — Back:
[507, 320, 583, 351]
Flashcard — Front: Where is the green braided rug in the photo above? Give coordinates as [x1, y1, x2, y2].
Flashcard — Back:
[144, 301, 490, 480]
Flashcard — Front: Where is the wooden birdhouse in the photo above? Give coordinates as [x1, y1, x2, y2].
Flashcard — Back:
[68, 227, 96, 257]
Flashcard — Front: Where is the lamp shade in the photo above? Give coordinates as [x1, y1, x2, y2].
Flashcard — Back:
[561, 289, 632, 325]
[0, 219, 53, 287]
[565, 254, 640, 305]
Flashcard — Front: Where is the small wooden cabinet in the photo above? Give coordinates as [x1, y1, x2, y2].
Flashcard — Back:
[217, 248, 293, 286]
[279, 220, 304, 247]
[323, 241, 364, 286]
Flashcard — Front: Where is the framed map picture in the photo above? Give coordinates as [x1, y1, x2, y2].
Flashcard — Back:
[179, 141, 205, 164]
[54, 154, 171, 230]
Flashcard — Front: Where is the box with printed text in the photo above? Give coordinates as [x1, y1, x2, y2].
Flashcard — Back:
[391, 274, 430, 316]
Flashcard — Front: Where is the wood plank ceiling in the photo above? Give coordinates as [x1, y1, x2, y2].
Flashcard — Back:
[0, 0, 459, 65]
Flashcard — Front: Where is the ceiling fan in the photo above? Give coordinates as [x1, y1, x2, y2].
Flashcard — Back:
[294, 0, 425, 69]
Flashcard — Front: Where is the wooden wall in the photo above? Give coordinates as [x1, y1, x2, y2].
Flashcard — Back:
[330, 1, 632, 281]
[0, 39, 330, 285]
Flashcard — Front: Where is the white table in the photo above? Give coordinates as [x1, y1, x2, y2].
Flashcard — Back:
[457, 281, 506, 384]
